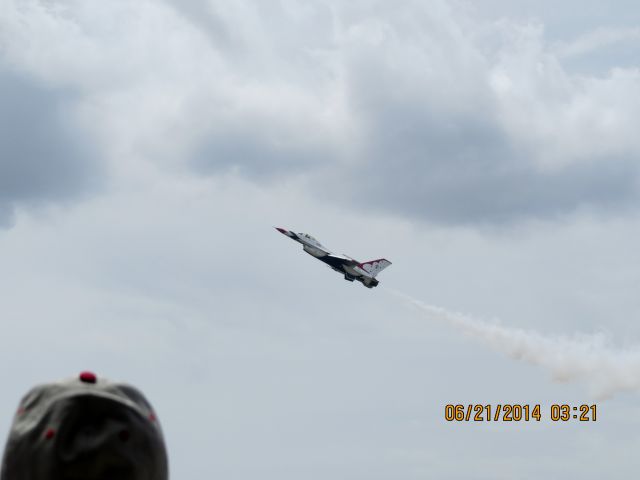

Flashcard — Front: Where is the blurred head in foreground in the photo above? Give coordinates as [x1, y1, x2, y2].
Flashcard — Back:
[1, 372, 168, 480]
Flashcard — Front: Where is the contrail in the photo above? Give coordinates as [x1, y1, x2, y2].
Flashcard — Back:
[387, 289, 640, 399]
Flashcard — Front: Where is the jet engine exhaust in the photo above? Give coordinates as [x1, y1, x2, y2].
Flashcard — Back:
[387, 289, 640, 400]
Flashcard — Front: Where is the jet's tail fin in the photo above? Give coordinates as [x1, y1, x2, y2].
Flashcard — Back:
[358, 258, 392, 278]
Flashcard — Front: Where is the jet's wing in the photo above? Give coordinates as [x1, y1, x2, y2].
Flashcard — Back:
[320, 254, 359, 270]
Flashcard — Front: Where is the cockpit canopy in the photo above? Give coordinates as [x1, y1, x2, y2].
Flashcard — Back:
[298, 233, 324, 248]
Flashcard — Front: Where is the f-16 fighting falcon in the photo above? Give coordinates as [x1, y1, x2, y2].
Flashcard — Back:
[275, 227, 391, 288]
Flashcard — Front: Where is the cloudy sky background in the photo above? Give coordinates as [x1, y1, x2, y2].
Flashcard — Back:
[2, 0, 640, 478]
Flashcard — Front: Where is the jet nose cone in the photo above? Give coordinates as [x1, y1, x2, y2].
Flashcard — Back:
[275, 227, 288, 234]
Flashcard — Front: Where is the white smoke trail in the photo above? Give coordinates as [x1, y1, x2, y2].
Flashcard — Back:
[388, 289, 640, 399]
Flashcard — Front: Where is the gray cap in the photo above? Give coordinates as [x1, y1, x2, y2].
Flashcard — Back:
[1, 372, 168, 480]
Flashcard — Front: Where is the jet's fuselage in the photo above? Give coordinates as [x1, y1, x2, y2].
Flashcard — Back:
[275, 227, 391, 288]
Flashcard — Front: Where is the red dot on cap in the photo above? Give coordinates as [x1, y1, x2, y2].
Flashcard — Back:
[44, 428, 55, 440]
[79, 371, 97, 384]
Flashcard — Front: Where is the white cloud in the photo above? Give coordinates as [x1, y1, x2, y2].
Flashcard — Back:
[3, 1, 640, 478]
[3, 0, 640, 225]
[556, 26, 640, 59]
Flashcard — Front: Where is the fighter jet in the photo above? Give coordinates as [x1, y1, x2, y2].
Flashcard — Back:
[275, 227, 391, 288]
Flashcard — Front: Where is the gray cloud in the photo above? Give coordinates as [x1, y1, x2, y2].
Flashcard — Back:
[191, 128, 336, 180]
[467, 0, 640, 41]
[327, 83, 639, 225]
[3, 3, 640, 479]
[161, 0, 640, 226]
[3, 0, 639, 230]
[330, 11, 640, 225]
[164, 0, 235, 52]
[0, 65, 102, 227]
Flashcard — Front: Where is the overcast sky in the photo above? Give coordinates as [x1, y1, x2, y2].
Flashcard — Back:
[2, 1, 640, 478]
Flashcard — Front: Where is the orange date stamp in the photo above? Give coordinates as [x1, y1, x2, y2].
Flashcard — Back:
[444, 404, 597, 422]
